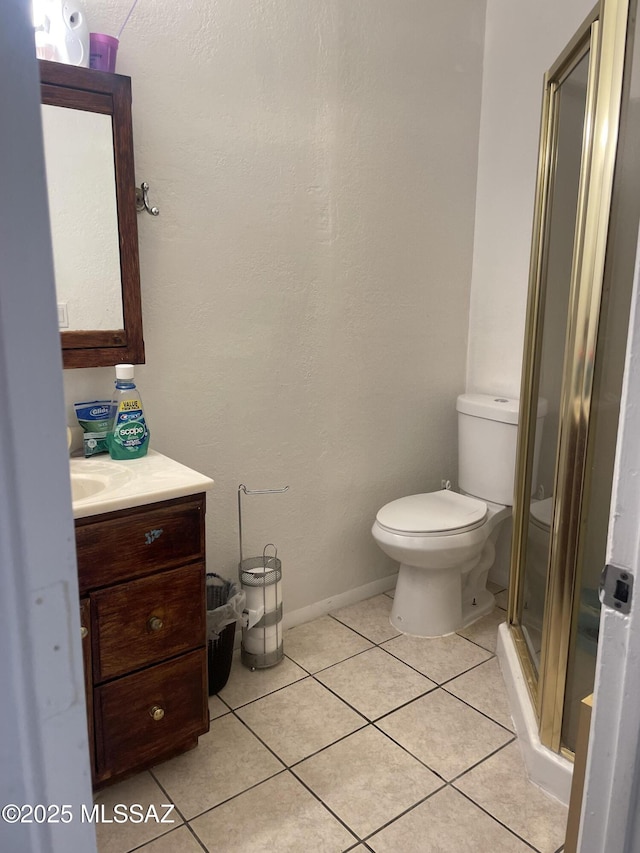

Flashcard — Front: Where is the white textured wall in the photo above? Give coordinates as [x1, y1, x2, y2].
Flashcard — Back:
[63, 0, 486, 613]
[467, 0, 594, 397]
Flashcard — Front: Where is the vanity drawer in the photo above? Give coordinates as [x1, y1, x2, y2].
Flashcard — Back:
[94, 649, 208, 779]
[76, 494, 205, 593]
[91, 563, 206, 682]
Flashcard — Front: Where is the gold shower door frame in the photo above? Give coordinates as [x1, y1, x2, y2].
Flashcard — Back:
[508, 0, 630, 755]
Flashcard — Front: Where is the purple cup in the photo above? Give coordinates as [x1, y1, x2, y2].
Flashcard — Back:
[89, 33, 119, 73]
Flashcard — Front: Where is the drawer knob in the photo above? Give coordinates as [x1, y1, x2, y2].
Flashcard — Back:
[147, 616, 164, 632]
[80, 625, 88, 639]
[149, 705, 165, 722]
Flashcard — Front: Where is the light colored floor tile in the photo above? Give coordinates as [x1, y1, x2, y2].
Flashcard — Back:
[136, 826, 203, 853]
[236, 678, 365, 765]
[331, 594, 401, 643]
[316, 647, 436, 720]
[284, 616, 373, 673]
[456, 608, 505, 653]
[495, 589, 509, 610]
[368, 785, 532, 853]
[217, 650, 307, 708]
[487, 580, 506, 595]
[152, 713, 283, 820]
[385, 587, 395, 599]
[454, 741, 568, 852]
[377, 689, 513, 780]
[208, 694, 229, 720]
[445, 658, 514, 731]
[94, 772, 182, 853]
[190, 770, 356, 853]
[381, 632, 492, 684]
[295, 726, 443, 838]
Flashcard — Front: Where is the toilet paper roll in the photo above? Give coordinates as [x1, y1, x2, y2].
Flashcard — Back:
[243, 623, 282, 656]
[244, 581, 280, 614]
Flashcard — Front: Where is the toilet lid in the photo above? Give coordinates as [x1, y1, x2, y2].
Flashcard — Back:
[376, 490, 487, 535]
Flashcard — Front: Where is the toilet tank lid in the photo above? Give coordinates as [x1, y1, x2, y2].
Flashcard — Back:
[456, 393, 547, 424]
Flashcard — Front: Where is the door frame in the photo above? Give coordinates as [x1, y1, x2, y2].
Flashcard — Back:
[579, 225, 640, 849]
[0, 2, 96, 851]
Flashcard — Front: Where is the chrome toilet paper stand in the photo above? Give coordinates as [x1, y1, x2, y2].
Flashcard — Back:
[237, 484, 289, 670]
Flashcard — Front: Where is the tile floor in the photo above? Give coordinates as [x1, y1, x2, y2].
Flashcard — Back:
[95, 583, 568, 853]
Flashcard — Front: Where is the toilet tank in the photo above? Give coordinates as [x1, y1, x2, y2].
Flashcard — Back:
[456, 394, 547, 506]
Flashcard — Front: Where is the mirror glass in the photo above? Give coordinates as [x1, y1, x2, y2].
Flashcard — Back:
[520, 52, 590, 672]
[41, 104, 124, 331]
[39, 60, 144, 369]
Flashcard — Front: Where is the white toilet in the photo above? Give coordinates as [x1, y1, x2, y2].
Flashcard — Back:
[372, 393, 546, 637]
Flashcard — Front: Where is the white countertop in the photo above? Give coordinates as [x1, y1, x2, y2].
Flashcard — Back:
[70, 450, 214, 519]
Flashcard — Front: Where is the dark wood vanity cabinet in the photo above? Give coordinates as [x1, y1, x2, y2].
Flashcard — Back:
[75, 493, 209, 787]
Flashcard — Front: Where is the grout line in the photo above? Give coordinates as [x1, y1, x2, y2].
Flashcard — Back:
[234, 683, 453, 790]
[124, 824, 189, 853]
[365, 656, 495, 724]
[442, 649, 497, 675]
[287, 768, 362, 846]
[378, 642, 497, 687]
[139, 609, 541, 852]
[289, 646, 380, 678]
[286, 720, 370, 770]
[183, 822, 209, 852]
[452, 786, 541, 852]
[327, 611, 395, 647]
[448, 737, 517, 785]
[218, 670, 312, 712]
[148, 770, 189, 826]
[215, 692, 234, 712]
[230, 709, 290, 768]
[368, 684, 517, 738]
[280, 652, 315, 676]
[363, 683, 439, 724]
[437, 652, 498, 686]
[309, 673, 391, 726]
[358, 784, 448, 846]
[453, 622, 505, 654]
[180, 767, 289, 824]
[440, 683, 516, 735]
[368, 722, 449, 785]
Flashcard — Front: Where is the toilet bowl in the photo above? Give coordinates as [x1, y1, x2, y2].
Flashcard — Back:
[372, 490, 510, 636]
[372, 393, 547, 638]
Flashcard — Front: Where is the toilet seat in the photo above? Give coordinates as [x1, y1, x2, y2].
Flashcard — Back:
[376, 490, 487, 536]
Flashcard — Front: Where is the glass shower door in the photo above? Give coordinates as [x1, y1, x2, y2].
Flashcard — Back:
[509, 27, 597, 707]
[508, 0, 633, 753]
[518, 53, 590, 674]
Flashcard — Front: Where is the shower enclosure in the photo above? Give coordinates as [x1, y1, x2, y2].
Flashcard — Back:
[507, 0, 639, 756]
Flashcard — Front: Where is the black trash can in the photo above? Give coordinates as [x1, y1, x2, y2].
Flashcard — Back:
[206, 573, 243, 695]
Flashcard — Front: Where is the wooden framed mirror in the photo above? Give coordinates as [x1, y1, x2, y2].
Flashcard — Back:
[39, 60, 144, 368]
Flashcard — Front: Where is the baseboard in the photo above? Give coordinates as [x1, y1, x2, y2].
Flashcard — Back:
[282, 573, 398, 630]
[231, 573, 398, 650]
[497, 622, 573, 805]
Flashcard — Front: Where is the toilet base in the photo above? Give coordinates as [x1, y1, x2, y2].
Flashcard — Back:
[390, 562, 494, 638]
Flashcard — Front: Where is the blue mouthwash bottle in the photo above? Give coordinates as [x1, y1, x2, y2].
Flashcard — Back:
[107, 364, 150, 459]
